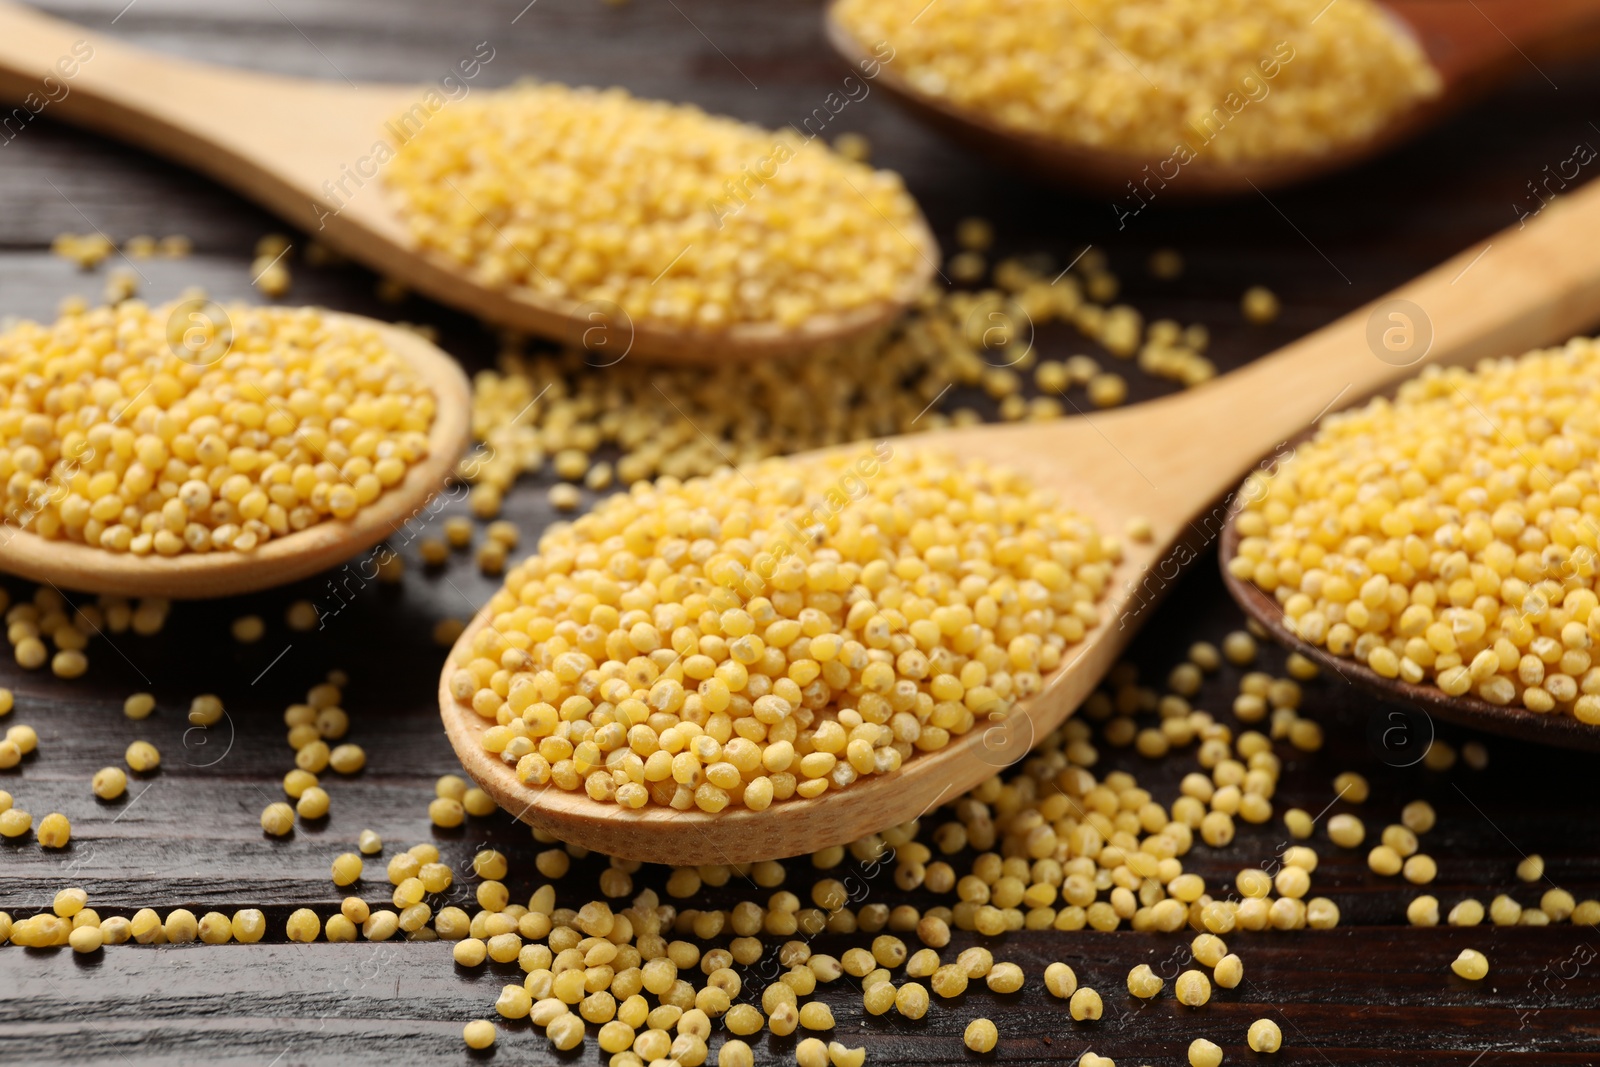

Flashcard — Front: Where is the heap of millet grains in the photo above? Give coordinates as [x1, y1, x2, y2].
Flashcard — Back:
[1232, 340, 1600, 724]
[450, 448, 1115, 810]
[832, 0, 1441, 161]
[460, 238, 1243, 524]
[0, 300, 437, 556]
[383, 83, 927, 332]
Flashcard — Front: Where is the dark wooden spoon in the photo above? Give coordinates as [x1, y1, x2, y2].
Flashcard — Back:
[1219, 450, 1600, 753]
[825, 0, 1600, 196]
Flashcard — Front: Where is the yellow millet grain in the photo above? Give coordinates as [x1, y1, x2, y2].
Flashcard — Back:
[1248, 1018, 1283, 1053]
[384, 84, 926, 333]
[1175, 968, 1212, 1007]
[1068, 987, 1102, 1021]
[832, 0, 1439, 162]
[1242, 286, 1281, 326]
[1232, 341, 1600, 722]
[1126, 963, 1164, 999]
[260, 801, 295, 836]
[453, 448, 1111, 811]
[463, 1019, 496, 1050]
[0, 301, 435, 555]
[1452, 948, 1489, 980]
[964, 1017, 998, 1052]
[91, 766, 127, 799]
[1214, 954, 1244, 989]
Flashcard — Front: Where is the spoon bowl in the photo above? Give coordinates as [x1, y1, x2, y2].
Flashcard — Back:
[439, 421, 1170, 866]
[0, 1, 937, 364]
[441, 176, 1600, 862]
[0, 312, 471, 598]
[824, 0, 1600, 196]
[1219, 514, 1600, 752]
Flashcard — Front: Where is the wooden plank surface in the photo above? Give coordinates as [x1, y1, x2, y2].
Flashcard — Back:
[1, 1, 1599, 1063]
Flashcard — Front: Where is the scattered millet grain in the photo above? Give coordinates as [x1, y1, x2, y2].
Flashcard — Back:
[1241, 286, 1280, 325]
[51, 233, 114, 269]
[232, 616, 265, 643]
[1327, 813, 1365, 848]
[1189, 1038, 1224, 1067]
[1247, 1018, 1283, 1053]
[895, 982, 930, 1019]
[91, 766, 127, 800]
[796, 1037, 829, 1067]
[189, 694, 225, 727]
[198, 912, 233, 944]
[462, 1018, 496, 1050]
[1068, 986, 1103, 1021]
[1452, 948, 1489, 981]
[1127, 964, 1164, 999]
[986, 961, 1024, 994]
[1401, 801, 1437, 834]
[964, 1017, 999, 1052]
[1332, 771, 1369, 803]
[6, 724, 36, 755]
[125, 740, 160, 772]
[260, 802, 295, 836]
[68, 925, 103, 953]
[1403, 854, 1438, 885]
[286, 600, 320, 631]
[1214, 954, 1244, 989]
[1175, 969, 1212, 1007]
[1149, 248, 1184, 281]
[0, 808, 31, 837]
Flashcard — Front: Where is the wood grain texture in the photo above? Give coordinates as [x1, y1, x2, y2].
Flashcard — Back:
[0, 0, 1599, 1063]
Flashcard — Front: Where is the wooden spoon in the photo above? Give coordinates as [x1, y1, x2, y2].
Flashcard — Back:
[825, 0, 1600, 196]
[1220, 508, 1600, 754]
[0, 311, 470, 598]
[0, 2, 937, 365]
[440, 178, 1600, 864]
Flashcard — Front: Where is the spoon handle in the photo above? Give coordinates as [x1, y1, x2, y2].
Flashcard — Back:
[1087, 175, 1600, 512]
[1389, 0, 1600, 85]
[0, 2, 403, 235]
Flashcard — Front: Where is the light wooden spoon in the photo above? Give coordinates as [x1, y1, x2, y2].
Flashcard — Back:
[0, 1, 937, 365]
[0, 311, 470, 598]
[825, 0, 1600, 196]
[441, 178, 1600, 864]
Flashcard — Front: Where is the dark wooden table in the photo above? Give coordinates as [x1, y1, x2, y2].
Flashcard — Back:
[1, 2, 1598, 1064]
